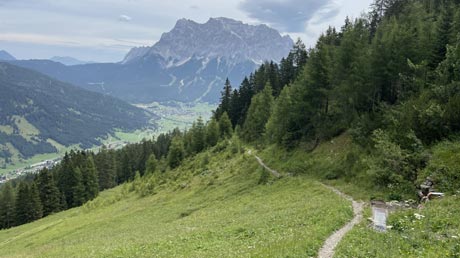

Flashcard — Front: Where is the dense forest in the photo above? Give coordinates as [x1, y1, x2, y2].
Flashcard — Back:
[2, 0, 460, 229]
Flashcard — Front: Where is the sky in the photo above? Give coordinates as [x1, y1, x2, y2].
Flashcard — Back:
[0, 0, 373, 63]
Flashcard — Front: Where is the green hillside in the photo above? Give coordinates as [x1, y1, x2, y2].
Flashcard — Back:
[1, 134, 459, 257]
[0, 62, 152, 167]
[0, 144, 352, 257]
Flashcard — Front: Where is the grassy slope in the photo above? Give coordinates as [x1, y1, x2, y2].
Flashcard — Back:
[257, 134, 460, 257]
[332, 138, 460, 257]
[335, 196, 460, 258]
[0, 144, 352, 258]
[257, 134, 386, 201]
[3, 134, 456, 257]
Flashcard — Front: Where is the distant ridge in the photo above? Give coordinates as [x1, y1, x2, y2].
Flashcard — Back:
[51, 56, 93, 66]
[0, 50, 16, 61]
[8, 18, 293, 103]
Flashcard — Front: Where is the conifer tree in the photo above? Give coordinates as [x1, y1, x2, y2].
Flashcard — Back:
[36, 168, 61, 216]
[218, 112, 233, 138]
[205, 118, 220, 147]
[57, 152, 74, 208]
[29, 182, 43, 221]
[145, 154, 158, 175]
[431, 3, 454, 68]
[242, 83, 274, 142]
[191, 117, 206, 153]
[96, 147, 117, 190]
[279, 56, 295, 89]
[71, 167, 86, 207]
[216, 78, 233, 118]
[291, 38, 308, 73]
[266, 86, 293, 144]
[15, 182, 43, 225]
[15, 182, 30, 225]
[235, 77, 254, 126]
[0, 182, 15, 229]
[82, 156, 99, 201]
[228, 89, 241, 126]
[167, 136, 185, 169]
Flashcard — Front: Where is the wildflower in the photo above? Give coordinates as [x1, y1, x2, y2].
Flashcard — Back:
[414, 213, 425, 220]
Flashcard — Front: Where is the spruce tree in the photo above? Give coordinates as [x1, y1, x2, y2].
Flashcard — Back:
[36, 168, 61, 216]
[0, 182, 16, 229]
[71, 167, 86, 207]
[96, 147, 117, 190]
[291, 38, 308, 73]
[191, 117, 206, 153]
[236, 77, 254, 126]
[15, 182, 31, 225]
[228, 89, 241, 126]
[82, 156, 99, 201]
[431, 3, 454, 68]
[15, 182, 43, 225]
[57, 152, 74, 208]
[29, 182, 43, 221]
[216, 78, 233, 118]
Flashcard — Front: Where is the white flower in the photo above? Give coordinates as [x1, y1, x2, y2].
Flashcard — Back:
[414, 213, 425, 220]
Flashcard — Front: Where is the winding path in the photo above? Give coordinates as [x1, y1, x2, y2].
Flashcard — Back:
[318, 184, 364, 258]
[254, 156, 281, 178]
[249, 150, 364, 258]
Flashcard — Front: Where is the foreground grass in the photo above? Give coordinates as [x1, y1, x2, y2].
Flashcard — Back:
[0, 147, 352, 257]
[335, 195, 460, 257]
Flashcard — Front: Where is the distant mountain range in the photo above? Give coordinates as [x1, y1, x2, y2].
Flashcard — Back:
[50, 56, 94, 66]
[0, 50, 16, 61]
[8, 18, 293, 103]
[0, 62, 152, 163]
[123, 17, 292, 66]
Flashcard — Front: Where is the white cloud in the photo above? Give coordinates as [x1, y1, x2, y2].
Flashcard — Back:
[118, 14, 132, 22]
[239, 0, 339, 32]
[0, 0, 374, 62]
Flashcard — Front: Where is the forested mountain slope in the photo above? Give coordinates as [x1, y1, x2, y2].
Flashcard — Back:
[0, 62, 151, 163]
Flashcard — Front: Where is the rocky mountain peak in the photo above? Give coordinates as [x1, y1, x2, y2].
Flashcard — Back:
[123, 17, 293, 66]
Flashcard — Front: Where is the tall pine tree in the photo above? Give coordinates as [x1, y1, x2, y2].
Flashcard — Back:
[0, 182, 15, 229]
[82, 156, 99, 201]
[242, 83, 274, 142]
[36, 168, 61, 216]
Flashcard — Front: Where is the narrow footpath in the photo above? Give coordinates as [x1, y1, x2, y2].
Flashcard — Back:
[249, 151, 363, 258]
[317, 184, 364, 258]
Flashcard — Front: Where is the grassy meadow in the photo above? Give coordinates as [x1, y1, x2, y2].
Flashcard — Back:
[0, 143, 352, 257]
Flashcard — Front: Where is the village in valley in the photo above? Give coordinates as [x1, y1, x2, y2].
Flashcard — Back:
[0, 140, 128, 184]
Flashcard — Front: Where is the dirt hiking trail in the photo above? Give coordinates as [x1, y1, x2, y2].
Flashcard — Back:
[249, 150, 364, 258]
